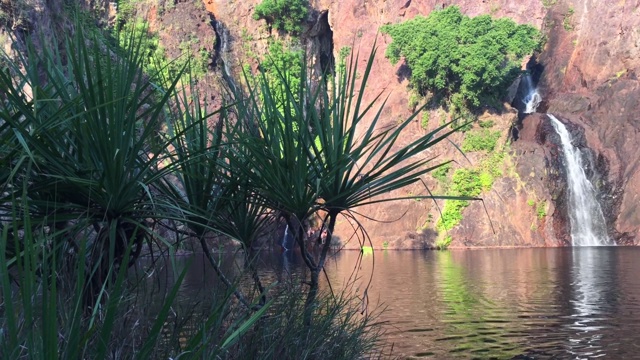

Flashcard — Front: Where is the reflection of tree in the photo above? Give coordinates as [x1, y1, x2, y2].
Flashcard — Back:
[436, 251, 522, 357]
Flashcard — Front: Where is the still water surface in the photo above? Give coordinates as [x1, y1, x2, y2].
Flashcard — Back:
[161, 247, 640, 358]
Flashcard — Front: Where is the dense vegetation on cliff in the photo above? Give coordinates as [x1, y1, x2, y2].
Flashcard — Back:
[380, 6, 541, 247]
[259, 40, 304, 110]
[381, 6, 541, 108]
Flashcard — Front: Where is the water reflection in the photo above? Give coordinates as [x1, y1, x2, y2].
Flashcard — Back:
[564, 247, 618, 358]
[140, 247, 640, 358]
[320, 248, 640, 358]
[436, 251, 524, 358]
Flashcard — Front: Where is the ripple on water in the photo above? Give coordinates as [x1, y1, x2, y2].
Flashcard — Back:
[154, 247, 640, 358]
[335, 248, 640, 358]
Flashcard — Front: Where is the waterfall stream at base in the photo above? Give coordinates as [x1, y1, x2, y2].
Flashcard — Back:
[547, 114, 612, 246]
[522, 74, 542, 114]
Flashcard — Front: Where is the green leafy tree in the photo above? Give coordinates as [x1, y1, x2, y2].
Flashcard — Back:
[253, 0, 309, 34]
[381, 6, 541, 107]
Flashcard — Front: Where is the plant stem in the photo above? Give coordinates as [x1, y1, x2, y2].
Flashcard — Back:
[198, 237, 255, 310]
[303, 210, 338, 326]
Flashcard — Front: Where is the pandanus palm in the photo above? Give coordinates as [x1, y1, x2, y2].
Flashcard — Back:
[229, 44, 468, 324]
[304, 48, 466, 319]
[164, 83, 274, 309]
[0, 27, 187, 309]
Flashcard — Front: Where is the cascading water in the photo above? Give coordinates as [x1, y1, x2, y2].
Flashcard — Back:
[212, 20, 239, 94]
[282, 225, 290, 251]
[547, 114, 613, 246]
[522, 74, 542, 114]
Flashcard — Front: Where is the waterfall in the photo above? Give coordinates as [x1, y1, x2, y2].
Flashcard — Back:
[547, 114, 612, 246]
[282, 225, 290, 251]
[212, 21, 239, 94]
[522, 74, 542, 114]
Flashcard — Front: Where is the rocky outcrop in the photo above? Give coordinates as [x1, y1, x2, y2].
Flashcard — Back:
[533, 0, 640, 244]
[452, 112, 562, 248]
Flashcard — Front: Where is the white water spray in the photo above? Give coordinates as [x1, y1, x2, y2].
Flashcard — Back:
[282, 225, 290, 251]
[522, 74, 542, 114]
[547, 114, 612, 246]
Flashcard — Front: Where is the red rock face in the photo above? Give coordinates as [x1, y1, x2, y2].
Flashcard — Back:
[200, 0, 554, 249]
[538, 0, 640, 244]
[5, 0, 572, 249]
[202, 0, 639, 247]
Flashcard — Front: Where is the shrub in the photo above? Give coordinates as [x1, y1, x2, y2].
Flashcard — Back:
[478, 119, 495, 128]
[381, 6, 541, 107]
[116, 19, 209, 86]
[337, 46, 351, 74]
[450, 169, 484, 197]
[537, 201, 547, 219]
[421, 112, 430, 130]
[438, 200, 468, 231]
[408, 91, 420, 110]
[253, 0, 309, 34]
[432, 163, 451, 183]
[481, 149, 506, 178]
[437, 169, 485, 231]
[462, 129, 501, 152]
[261, 40, 303, 80]
[226, 285, 385, 359]
[435, 145, 508, 240]
[479, 171, 494, 190]
[259, 40, 304, 112]
[563, 7, 574, 31]
[436, 235, 453, 250]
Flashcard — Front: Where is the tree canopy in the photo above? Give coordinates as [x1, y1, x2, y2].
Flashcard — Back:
[253, 0, 309, 34]
[381, 6, 541, 107]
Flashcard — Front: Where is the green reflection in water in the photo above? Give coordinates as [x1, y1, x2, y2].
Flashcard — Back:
[436, 251, 522, 358]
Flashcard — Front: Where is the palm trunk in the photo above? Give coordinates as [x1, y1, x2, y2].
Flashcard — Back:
[198, 236, 256, 310]
[246, 249, 267, 306]
[303, 210, 338, 326]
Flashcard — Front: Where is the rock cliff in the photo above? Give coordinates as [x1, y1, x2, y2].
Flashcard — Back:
[159, 0, 640, 247]
[536, 0, 640, 244]
[201, 0, 550, 249]
[5, 0, 638, 247]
